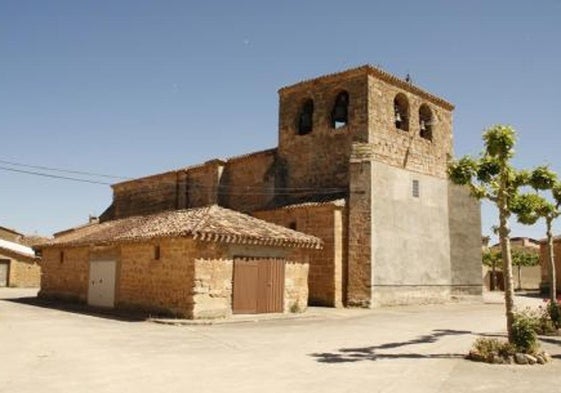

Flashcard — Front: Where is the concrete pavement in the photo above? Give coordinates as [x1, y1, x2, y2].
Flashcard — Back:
[1, 288, 560, 393]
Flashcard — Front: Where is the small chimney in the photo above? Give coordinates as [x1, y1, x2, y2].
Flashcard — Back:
[88, 215, 99, 224]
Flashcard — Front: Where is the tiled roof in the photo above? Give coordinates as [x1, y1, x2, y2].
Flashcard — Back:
[258, 198, 346, 212]
[36, 205, 322, 250]
[278, 64, 454, 111]
[0, 239, 36, 259]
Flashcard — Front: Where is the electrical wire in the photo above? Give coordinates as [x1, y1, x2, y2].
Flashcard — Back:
[0, 159, 130, 180]
[0, 166, 112, 185]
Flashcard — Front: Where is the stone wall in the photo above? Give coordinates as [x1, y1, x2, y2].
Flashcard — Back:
[277, 72, 369, 199]
[8, 259, 41, 287]
[0, 227, 22, 242]
[284, 262, 309, 312]
[39, 247, 89, 302]
[347, 149, 373, 307]
[540, 241, 561, 291]
[38, 238, 312, 318]
[119, 238, 195, 317]
[254, 203, 345, 307]
[0, 250, 40, 287]
[186, 160, 224, 208]
[220, 150, 276, 212]
[112, 171, 179, 219]
[366, 75, 453, 179]
[192, 258, 233, 319]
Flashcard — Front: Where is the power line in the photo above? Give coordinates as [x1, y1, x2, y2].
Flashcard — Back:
[0, 159, 130, 180]
[0, 166, 112, 185]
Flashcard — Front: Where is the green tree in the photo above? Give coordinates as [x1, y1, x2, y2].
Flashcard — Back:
[448, 125, 525, 342]
[510, 166, 561, 302]
[482, 248, 539, 290]
[482, 248, 501, 290]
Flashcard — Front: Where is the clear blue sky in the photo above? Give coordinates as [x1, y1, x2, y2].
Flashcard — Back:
[1, 1, 560, 241]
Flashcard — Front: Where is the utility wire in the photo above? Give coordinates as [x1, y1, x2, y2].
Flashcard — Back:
[0, 166, 112, 185]
[0, 159, 131, 180]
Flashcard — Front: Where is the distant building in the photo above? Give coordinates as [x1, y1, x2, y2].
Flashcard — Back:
[36, 65, 482, 318]
[0, 238, 40, 287]
[485, 237, 540, 291]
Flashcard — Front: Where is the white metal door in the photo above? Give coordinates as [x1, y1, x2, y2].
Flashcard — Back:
[0, 261, 9, 287]
[88, 260, 116, 308]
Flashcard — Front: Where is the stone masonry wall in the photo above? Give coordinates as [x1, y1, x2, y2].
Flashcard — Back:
[186, 161, 224, 208]
[0, 249, 40, 287]
[253, 204, 345, 307]
[220, 150, 276, 212]
[119, 238, 195, 317]
[192, 258, 233, 319]
[540, 241, 561, 291]
[277, 72, 369, 199]
[112, 171, 179, 219]
[347, 152, 373, 307]
[39, 247, 89, 302]
[366, 75, 453, 179]
[284, 262, 309, 313]
[7, 259, 41, 287]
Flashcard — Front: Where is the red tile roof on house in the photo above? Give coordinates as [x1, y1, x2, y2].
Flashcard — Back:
[36, 205, 322, 249]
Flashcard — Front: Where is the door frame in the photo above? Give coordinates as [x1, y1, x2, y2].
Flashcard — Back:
[0, 259, 10, 287]
[87, 260, 117, 308]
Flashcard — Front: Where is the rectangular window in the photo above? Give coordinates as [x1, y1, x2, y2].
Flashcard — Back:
[154, 245, 161, 260]
[412, 180, 420, 198]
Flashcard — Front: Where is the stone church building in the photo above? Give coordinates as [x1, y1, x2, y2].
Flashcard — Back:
[38, 65, 482, 317]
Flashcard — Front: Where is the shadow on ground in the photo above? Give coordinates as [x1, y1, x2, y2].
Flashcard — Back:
[310, 329, 472, 363]
[2, 296, 147, 322]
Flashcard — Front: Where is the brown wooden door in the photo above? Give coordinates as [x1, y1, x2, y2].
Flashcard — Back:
[232, 258, 285, 314]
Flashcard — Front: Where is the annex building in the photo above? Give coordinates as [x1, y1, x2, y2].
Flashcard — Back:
[37, 65, 483, 318]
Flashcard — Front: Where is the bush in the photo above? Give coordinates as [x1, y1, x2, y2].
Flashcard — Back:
[512, 312, 539, 354]
[469, 338, 515, 362]
[547, 301, 561, 329]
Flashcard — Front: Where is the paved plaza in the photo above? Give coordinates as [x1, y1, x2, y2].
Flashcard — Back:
[1, 288, 560, 393]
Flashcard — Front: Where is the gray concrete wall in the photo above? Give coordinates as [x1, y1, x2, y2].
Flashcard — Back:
[370, 161, 452, 306]
[448, 184, 483, 297]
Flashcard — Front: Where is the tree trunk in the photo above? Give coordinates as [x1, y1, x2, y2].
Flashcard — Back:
[547, 218, 556, 303]
[498, 178, 515, 342]
[491, 262, 497, 291]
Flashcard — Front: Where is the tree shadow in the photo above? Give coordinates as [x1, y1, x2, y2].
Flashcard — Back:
[310, 329, 472, 363]
[537, 336, 561, 347]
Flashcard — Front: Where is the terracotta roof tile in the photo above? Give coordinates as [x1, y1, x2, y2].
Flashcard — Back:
[36, 205, 322, 250]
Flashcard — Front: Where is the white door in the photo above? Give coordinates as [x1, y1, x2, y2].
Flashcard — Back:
[88, 260, 116, 308]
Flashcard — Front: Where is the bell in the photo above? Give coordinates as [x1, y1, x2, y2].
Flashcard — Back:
[332, 106, 347, 122]
[395, 110, 402, 123]
[420, 120, 426, 131]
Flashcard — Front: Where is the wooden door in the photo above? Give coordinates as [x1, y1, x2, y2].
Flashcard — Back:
[0, 260, 9, 287]
[232, 258, 285, 314]
[232, 259, 259, 314]
[87, 260, 116, 308]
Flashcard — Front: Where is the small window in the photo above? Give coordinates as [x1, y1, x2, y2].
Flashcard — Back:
[419, 104, 433, 141]
[331, 91, 349, 129]
[59, 251, 64, 264]
[412, 180, 420, 198]
[154, 245, 161, 260]
[288, 221, 297, 230]
[297, 99, 314, 135]
[393, 93, 409, 131]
